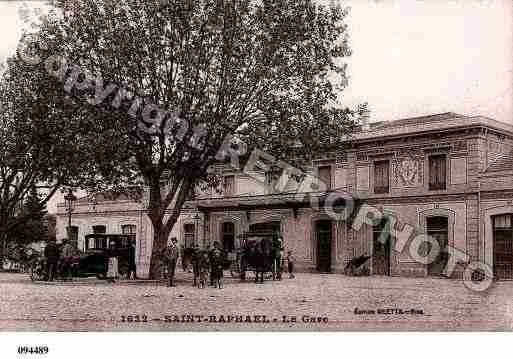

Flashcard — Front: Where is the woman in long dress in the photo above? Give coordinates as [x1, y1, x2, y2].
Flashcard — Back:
[106, 240, 119, 283]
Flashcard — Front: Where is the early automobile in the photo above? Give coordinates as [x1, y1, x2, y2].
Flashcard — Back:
[81, 234, 132, 278]
[30, 234, 132, 281]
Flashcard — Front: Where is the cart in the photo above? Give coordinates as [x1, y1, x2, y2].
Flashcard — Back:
[229, 230, 280, 281]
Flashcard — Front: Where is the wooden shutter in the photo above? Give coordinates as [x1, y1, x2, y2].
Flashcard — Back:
[429, 155, 447, 190]
[318, 166, 332, 190]
[374, 160, 389, 193]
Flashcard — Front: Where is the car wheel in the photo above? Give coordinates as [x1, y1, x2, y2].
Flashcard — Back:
[96, 272, 106, 280]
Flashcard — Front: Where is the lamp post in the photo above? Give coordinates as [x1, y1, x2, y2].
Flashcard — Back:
[64, 189, 77, 245]
[193, 213, 200, 248]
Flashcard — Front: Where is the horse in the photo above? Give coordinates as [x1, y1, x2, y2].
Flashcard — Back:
[190, 249, 210, 288]
[240, 237, 276, 283]
[190, 247, 207, 287]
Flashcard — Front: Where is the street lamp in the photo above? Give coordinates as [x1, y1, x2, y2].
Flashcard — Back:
[193, 213, 200, 248]
[64, 189, 77, 245]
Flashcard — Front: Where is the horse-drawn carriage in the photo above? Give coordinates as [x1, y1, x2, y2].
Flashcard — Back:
[229, 230, 282, 283]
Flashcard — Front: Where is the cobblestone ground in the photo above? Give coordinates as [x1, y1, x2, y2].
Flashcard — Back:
[1, 270, 513, 331]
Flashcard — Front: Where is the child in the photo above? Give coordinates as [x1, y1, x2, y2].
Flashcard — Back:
[287, 250, 295, 279]
[198, 251, 210, 289]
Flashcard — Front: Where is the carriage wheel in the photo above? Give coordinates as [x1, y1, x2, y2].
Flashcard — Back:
[30, 263, 43, 282]
[29, 265, 37, 282]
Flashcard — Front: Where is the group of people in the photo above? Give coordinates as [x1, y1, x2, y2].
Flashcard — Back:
[161, 238, 225, 289]
[105, 239, 137, 283]
[161, 237, 296, 288]
[42, 237, 137, 282]
[267, 236, 296, 280]
[43, 238, 76, 281]
[41, 236, 294, 285]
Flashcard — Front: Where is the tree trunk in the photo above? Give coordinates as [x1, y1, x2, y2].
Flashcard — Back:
[145, 178, 194, 279]
[147, 218, 177, 280]
[0, 230, 8, 267]
[0, 235, 4, 268]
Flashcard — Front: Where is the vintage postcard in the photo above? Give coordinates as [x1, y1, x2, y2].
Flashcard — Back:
[0, 0, 512, 345]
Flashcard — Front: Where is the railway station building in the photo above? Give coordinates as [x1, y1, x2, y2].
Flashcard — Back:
[56, 113, 513, 280]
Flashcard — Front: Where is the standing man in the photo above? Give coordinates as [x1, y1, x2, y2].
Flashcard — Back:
[180, 244, 187, 272]
[61, 239, 75, 281]
[191, 244, 201, 287]
[43, 238, 60, 281]
[209, 242, 224, 289]
[106, 240, 119, 283]
[162, 237, 179, 287]
[127, 239, 137, 280]
[273, 235, 284, 280]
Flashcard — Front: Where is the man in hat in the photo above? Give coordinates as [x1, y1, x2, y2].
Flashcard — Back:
[209, 241, 224, 289]
[127, 239, 137, 280]
[61, 238, 75, 281]
[43, 238, 60, 281]
[162, 237, 179, 287]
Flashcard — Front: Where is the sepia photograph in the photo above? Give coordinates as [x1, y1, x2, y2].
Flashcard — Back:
[0, 0, 512, 349]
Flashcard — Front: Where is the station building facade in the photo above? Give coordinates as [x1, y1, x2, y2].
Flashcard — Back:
[56, 113, 513, 280]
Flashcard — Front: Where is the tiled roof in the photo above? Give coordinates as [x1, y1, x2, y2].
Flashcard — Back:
[75, 190, 142, 204]
[353, 113, 513, 141]
[373, 112, 466, 129]
[486, 150, 513, 172]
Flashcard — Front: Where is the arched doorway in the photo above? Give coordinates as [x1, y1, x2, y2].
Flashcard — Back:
[493, 214, 513, 280]
[419, 208, 455, 277]
[426, 216, 449, 276]
[372, 218, 390, 276]
[315, 220, 332, 272]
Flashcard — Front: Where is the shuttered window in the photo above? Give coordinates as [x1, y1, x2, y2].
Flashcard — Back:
[374, 160, 390, 194]
[223, 175, 235, 196]
[67, 226, 79, 242]
[222, 222, 235, 252]
[183, 223, 195, 248]
[429, 155, 447, 190]
[121, 224, 136, 243]
[318, 166, 332, 191]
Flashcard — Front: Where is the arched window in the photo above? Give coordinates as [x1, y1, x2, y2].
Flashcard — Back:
[493, 214, 513, 279]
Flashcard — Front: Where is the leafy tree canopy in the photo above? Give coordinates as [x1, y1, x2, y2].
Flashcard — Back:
[12, 0, 367, 278]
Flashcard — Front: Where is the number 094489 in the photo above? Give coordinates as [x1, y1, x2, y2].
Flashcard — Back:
[17, 346, 49, 355]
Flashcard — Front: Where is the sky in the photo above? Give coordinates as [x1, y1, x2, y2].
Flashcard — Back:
[0, 0, 512, 212]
